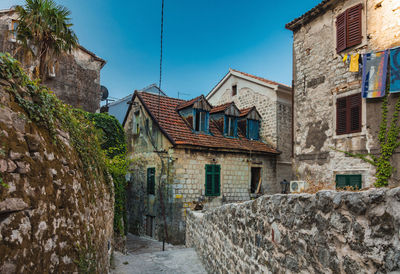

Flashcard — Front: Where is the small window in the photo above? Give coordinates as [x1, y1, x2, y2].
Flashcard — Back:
[336, 93, 361, 135]
[251, 167, 261, 193]
[194, 110, 208, 132]
[147, 167, 155, 195]
[232, 85, 237, 96]
[10, 20, 18, 41]
[336, 4, 362, 53]
[205, 164, 220, 196]
[247, 119, 259, 140]
[224, 116, 237, 137]
[336, 174, 362, 190]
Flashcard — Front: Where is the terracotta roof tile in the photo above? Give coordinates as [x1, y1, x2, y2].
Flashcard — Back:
[176, 96, 202, 110]
[136, 91, 279, 155]
[230, 69, 291, 89]
[239, 107, 253, 117]
[210, 102, 234, 114]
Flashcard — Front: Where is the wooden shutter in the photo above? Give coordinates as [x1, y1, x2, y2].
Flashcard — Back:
[346, 4, 362, 48]
[349, 94, 361, 133]
[336, 175, 347, 189]
[336, 12, 346, 53]
[336, 97, 347, 135]
[205, 165, 213, 196]
[213, 165, 220, 196]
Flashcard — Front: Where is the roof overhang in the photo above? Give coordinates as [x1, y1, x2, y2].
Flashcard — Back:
[174, 143, 281, 156]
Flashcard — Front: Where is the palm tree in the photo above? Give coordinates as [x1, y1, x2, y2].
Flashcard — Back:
[15, 0, 78, 81]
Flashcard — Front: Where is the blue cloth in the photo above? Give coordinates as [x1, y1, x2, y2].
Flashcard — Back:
[390, 46, 400, 93]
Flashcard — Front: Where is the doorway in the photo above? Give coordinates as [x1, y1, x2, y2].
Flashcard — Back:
[251, 167, 261, 193]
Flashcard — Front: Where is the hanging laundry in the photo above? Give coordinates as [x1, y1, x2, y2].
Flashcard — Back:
[349, 53, 360, 72]
[390, 46, 400, 93]
[362, 50, 389, 98]
[342, 54, 348, 64]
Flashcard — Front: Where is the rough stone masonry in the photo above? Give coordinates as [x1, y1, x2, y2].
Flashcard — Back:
[186, 187, 400, 273]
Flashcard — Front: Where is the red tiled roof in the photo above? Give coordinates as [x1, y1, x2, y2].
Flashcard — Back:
[239, 107, 253, 117]
[135, 91, 279, 155]
[230, 69, 291, 89]
[176, 96, 202, 110]
[210, 102, 233, 114]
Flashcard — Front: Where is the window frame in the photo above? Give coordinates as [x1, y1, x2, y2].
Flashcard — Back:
[336, 174, 362, 190]
[335, 4, 363, 53]
[10, 19, 18, 42]
[205, 164, 221, 196]
[247, 119, 259, 140]
[147, 167, 156, 195]
[232, 84, 237, 96]
[193, 109, 209, 133]
[224, 115, 237, 138]
[336, 93, 362, 135]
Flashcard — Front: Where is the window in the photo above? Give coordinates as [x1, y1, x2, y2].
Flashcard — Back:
[10, 20, 18, 41]
[251, 167, 261, 193]
[232, 84, 237, 96]
[224, 116, 237, 137]
[205, 164, 220, 196]
[336, 174, 362, 190]
[336, 93, 361, 135]
[336, 4, 363, 53]
[247, 119, 259, 140]
[194, 110, 208, 132]
[147, 167, 155, 195]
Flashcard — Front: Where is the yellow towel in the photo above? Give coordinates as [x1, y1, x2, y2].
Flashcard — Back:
[349, 53, 360, 72]
[342, 54, 348, 63]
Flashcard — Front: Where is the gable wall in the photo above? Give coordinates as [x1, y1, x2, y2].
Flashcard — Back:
[208, 75, 279, 147]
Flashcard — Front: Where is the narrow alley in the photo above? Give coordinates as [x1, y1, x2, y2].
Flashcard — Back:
[111, 234, 206, 274]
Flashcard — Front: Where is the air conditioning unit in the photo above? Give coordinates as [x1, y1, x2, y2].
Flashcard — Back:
[290, 181, 308, 193]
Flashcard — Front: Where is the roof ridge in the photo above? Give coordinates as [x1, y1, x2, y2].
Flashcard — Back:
[230, 69, 291, 88]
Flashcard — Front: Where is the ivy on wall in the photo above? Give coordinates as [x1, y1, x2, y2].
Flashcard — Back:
[87, 113, 129, 236]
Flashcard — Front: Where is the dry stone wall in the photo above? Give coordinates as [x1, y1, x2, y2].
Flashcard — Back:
[0, 85, 114, 273]
[186, 187, 400, 273]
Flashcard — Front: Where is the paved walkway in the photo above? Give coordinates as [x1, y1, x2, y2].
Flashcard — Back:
[111, 234, 206, 274]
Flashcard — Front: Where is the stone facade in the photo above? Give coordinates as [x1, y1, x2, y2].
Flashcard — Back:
[187, 187, 400, 273]
[0, 85, 114, 272]
[206, 69, 293, 183]
[287, 0, 400, 187]
[124, 93, 279, 244]
[0, 8, 106, 113]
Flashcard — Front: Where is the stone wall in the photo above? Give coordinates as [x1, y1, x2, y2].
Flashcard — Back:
[291, 0, 400, 186]
[0, 84, 114, 272]
[186, 187, 400, 273]
[0, 10, 104, 113]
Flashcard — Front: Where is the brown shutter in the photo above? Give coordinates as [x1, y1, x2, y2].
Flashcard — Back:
[348, 93, 361, 133]
[336, 12, 346, 53]
[336, 97, 347, 135]
[346, 4, 363, 48]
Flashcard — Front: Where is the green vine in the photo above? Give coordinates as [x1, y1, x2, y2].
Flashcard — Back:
[88, 113, 130, 236]
[335, 85, 400, 187]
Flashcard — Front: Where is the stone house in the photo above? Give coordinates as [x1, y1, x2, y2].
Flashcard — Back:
[206, 69, 293, 183]
[286, 0, 400, 187]
[0, 7, 106, 113]
[123, 91, 280, 244]
[106, 84, 166, 124]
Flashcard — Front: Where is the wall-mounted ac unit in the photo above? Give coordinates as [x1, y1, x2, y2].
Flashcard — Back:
[289, 181, 308, 193]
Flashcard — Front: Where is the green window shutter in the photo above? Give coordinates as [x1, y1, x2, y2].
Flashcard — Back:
[213, 165, 220, 196]
[336, 174, 362, 190]
[336, 175, 347, 189]
[205, 165, 213, 196]
[147, 168, 155, 194]
[205, 164, 221, 196]
[348, 175, 362, 190]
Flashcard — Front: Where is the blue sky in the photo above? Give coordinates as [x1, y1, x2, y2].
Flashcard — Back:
[1, 0, 320, 100]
